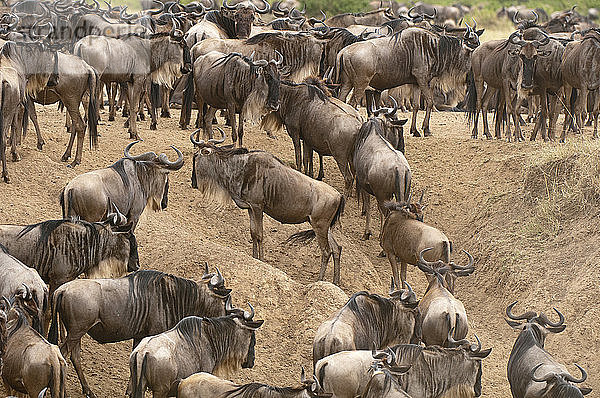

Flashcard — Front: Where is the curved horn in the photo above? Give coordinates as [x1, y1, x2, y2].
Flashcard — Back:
[157, 145, 184, 170]
[222, 0, 237, 10]
[272, 50, 284, 66]
[513, 10, 521, 24]
[124, 140, 158, 161]
[190, 131, 205, 147]
[506, 301, 537, 321]
[386, 95, 398, 116]
[470, 334, 482, 353]
[300, 366, 308, 384]
[272, 1, 287, 17]
[254, 0, 270, 14]
[538, 307, 565, 327]
[531, 10, 538, 23]
[225, 295, 234, 312]
[536, 30, 550, 46]
[418, 247, 439, 267]
[201, 261, 210, 279]
[564, 364, 588, 384]
[243, 302, 255, 321]
[208, 126, 226, 144]
[148, 0, 165, 15]
[531, 363, 555, 383]
[408, 6, 418, 19]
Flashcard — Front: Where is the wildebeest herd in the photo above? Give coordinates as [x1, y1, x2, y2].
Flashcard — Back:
[0, 0, 596, 396]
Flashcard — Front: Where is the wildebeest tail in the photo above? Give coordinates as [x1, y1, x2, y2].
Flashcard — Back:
[48, 290, 63, 345]
[87, 69, 99, 149]
[331, 195, 345, 229]
[0, 82, 5, 162]
[285, 229, 316, 245]
[168, 379, 181, 397]
[394, 168, 411, 202]
[150, 83, 160, 114]
[59, 188, 73, 219]
[465, 69, 477, 124]
[442, 241, 451, 263]
[181, 71, 194, 127]
[334, 52, 344, 86]
[131, 352, 148, 398]
[317, 362, 327, 387]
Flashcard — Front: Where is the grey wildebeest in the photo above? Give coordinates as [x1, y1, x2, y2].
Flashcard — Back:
[74, 19, 191, 139]
[379, 198, 452, 290]
[353, 101, 410, 241]
[336, 25, 481, 136]
[0, 213, 139, 295]
[316, 338, 491, 398]
[129, 306, 264, 398]
[560, 29, 600, 141]
[48, 265, 232, 398]
[312, 282, 420, 366]
[260, 77, 363, 197]
[176, 368, 332, 398]
[60, 141, 184, 231]
[191, 51, 282, 147]
[416, 248, 474, 347]
[505, 302, 592, 398]
[0, 287, 67, 398]
[0, 245, 48, 334]
[190, 130, 345, 285]
[320, 8, 396, 28]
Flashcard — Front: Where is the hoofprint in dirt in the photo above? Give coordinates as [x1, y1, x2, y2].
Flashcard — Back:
[0, 105, 597, 398]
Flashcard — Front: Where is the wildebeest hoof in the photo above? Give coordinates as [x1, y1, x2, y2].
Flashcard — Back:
[61, 154, 70, 162]
[12, 152, 20, 162]
[150, 123, 157, 130]
[139, 113, 145, 121]
[108, 115, 115, 122]
[161, 111, 171, 118]
[423, 130, 432, 137]
[180, 124, 188, 130]
[67, 160, 80, 168]
[378, 250, 386, 258]
[471, 133, 477, 139]
[411, 130, 421, 137]
[124, 120, 130, 128]
[3, 175, 10, 183]
[122, 110, 129, 117]
[361, 232, 372, 241]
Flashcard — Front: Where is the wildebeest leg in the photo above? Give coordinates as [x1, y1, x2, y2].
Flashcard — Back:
[62, 336, 96, 398]
[290, 130, 302, 171]
[410, 86, 420, 137]
[202, 106, 218, 140]
[302, 143, 314, 178]
[127, 81, 143, 140]
[334, 157, 353, 198]
[148, 91, 158, 131]
[27, 97, 45, 150]
[547, 94, 559, 141]
[120, 83, 128, 116]
[387, 252, 402, 291]
[248, 208, 264, 260]
[98, 81, 105, 110]
[10, 116, 20, 162]
[575, 87, 588, 136]
[560, 85, 573, 142]
[1, 119, 9, 183]
[481, 88, 494, 139]
[236, 111, 244, 148]
[317, 154, 324, 181]
[417, 80, 434, 137]
[67, 103, 86, 167]
[592, 91, 600, 139]
[328, 229, 342, 286]
[108, 81, 116, 122]
[361, 192, 372, 240]
[161, 86, 171, 118]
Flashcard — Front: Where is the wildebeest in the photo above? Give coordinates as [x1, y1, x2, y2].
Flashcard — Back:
[0, 287, 67, 398]
[312, 281, 420, 366]
[317, 338, 491, 398]
[336, 25, 481, 136]
[0, 245, 48, 334]
[497, 6, 549, 24]
[177, 368, 332, 398]
[190, 51, 282, 146]
[560, 29, 600, 141]
[379, 198, 453, 290]
[321, 8, 396, 28]
[191, 130, 345, 285]
[129, 306, 264, 398]
[353, 101, 410, 240]
[416, 248, 474, 346]
[505, 302, 592, 398]
[260, 77, 363, 196]
[0, 212, 139, 295]
[361, 352, 412, 398]
[74, 19, 191, 139]
[60, 141, 184, 231]
[49, 265, 232, 398]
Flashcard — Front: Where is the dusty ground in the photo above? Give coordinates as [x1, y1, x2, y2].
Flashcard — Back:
[0, 100, 598, 398]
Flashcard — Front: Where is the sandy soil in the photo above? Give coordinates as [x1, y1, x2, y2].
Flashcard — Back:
[0, 101, 598, 397]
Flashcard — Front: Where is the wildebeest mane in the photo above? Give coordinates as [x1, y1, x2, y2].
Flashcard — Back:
[0, 243, 7, 253]
[226, 383, 304, 397]
[345, 291, 401, 346]
[206, 10, 237, 39]
[116, 31, 171, 40]
[432, 35, 464, 76]
[127, 270, 203, 334]
[510, 324, 544, 362]
[354, 118, 383, 153]
[330, 28, 364, 47]
[175, 315, 239, 364]
[109, 158, 131, 189]
[135, 161, 167, 212]
[213, 52, 260, 74]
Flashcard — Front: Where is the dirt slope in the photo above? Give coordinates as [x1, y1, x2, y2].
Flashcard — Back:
[0, 104, 597, 397]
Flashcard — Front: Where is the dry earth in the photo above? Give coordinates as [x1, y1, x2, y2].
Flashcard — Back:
[0, 100, 598, 397]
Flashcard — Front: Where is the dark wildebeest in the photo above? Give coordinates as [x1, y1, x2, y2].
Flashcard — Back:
[74, 19, 191, 139]
[379, 198, 453, 290]
[0, 245, 48, 334]
[466, 30, 551, 141]
[129, 307, 264, 398]
[321, 8, 396, 28]
[177, 368, 331, 398]
[317, 337, 491, 398]
[0, 287, 67, 398]
[25, 52, 99, 167]
[48, 265, 232, 398]
[191, 130, 345, 285]
[560, 29, 600, 141]
[60, 141, 184, 231]
[312, 281, 420, 367]
[353, 100, 410, 240]
[497, 6, 549, 23]
[415, 248, 474, 347]
[0, 213, 139, 296]
[505, 302, 592, 398]
[260, 77, 363, 197]
[191, 51, 282, 147]
[337, 25, 481, 136]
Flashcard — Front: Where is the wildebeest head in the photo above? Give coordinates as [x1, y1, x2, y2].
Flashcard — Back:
[461, 20, 483, 50]
[201, 262, 233, 298]
[1, 284, 43, 335]
[221, 0, 270, 39]
[505, 301, 567, 340]
[228, 303, 264, 369]
[417, 248, 474, 294]
[123, 141, 184, 212]
[389, 279, 419, 308]
[507, 30, 552, 91]
[444, 332, 493, 396]
[371, 95, 408, 153]
[150, 16, 192, 84]
[382, 190, 426, 222]
[530, 363, 592, 397]
[102, 207, 140, 273]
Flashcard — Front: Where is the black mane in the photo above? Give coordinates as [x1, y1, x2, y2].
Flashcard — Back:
[226, 383, 305, 398]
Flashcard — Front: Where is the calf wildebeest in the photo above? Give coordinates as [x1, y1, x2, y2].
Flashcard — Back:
[260, 77, 363, 196]
[177, 368, 332, 398]
[416, 248, 474, 347]
[560, 29, 600, 141]
[60, 141, 184, 231]
[130, 307, 264, 398]
[190, 51, 282, 146]
[0, 245, 48, 334]
[336, 25, 481, 136]
[48, 265, 232, 398]
[379, 198, 452, 290]
[317, 338, 491, 398]
[505, 302, 592, 398]
[0, 212, 139, 295]
[0, 287, 67, 398]
[191, 130, 345, 285]
[354, 101, 410, 240]
[74, 19, 191, 139]
[312, 281, 420, 366]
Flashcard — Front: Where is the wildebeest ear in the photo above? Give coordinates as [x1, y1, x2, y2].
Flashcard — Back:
[244, 319, 265, 329]
[476, 28, 484, 36]
[470, 347, 492, 359]
[580, 387, 592, 395]
[546, 324, 566, 334]
[391, 118, 408, 126]
[505, 319, 522, 328]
